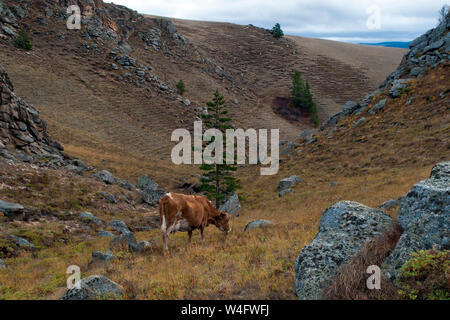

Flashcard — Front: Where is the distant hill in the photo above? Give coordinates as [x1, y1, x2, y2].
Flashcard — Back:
[361, 42, 411, 49]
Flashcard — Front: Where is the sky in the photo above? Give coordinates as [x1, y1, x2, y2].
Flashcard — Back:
[106, 0, 449, 43]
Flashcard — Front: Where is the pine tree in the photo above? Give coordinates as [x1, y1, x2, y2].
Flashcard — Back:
[291, 71, 319, 126]
[199, 90, 241, 208]
[14, 29, 32, 51]
[176, 80, 186, 95]
[271, 23, 284, 39]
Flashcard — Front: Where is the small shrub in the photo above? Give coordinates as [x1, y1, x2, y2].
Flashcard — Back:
[397, 249, 449, 300]
[14, 29, 32, 51]
[271, 23, 284, 39]
[176, 80, 186, 96]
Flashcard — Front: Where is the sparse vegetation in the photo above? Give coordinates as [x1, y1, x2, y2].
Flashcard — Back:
[14, 29, 33, 51]
[291, 71, 319, 126]
[176, 80, 186, 96]
[397, 249, 449, 300]
[271, 23, 284, 39]
[199, 90, 240, 207]
[439, 4, 450, 24]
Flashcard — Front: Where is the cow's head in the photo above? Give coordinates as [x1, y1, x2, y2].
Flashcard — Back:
[214, 211, 231, 234]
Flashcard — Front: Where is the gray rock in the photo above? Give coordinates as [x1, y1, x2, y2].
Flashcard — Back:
[0, 258, 5, 269]
[141, 189, 166, 206]
[277, 176, 301, 192]
[377, 198, 402, 210]
[98, 230, 115, 238]
[280, 142, 297, 156]
[137, 175, 158, 191]
[382, 162, 450, 280]
[320, 101, 360, 131]
[352, 117, 366, 128]
[10, 236, 35, 250]
[79, 212, 104, 226]
[118, 180, 135, 191]
[279, 188, 293, 197]
[389, 79, 411, 98]
[61, 275, 124, 300]
[410, 66, 425, 77]
[109, 220, 131, 235]
[99, 192, 117, 204]
[244, 220, 273, 232]
[300, 129, 317, 140]
[295, 201, 394, 300]
[93, 170, 115, 185]
[92, 251, 116, 264]
[182, 99, 191, 106]
[115, 55, 136, 67]
[219, 194, 241, 216]
[1, 25, 16, 37]
[368, 98, 387, 114]
[0, 200, 24, 218]
[423, 39, 445, 53]
[110, 232, 138, 252]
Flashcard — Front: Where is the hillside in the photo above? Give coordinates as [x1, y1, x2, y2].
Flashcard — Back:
[0, 0, 448, 301]
[0, 0, 404, 186]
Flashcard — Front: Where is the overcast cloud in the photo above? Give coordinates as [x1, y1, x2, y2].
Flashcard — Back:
[106, 0, 449, 43]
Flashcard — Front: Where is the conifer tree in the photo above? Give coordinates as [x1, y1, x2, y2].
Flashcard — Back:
[199, 90, 241, 208]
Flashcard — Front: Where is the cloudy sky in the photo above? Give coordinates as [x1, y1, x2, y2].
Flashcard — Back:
[106, 0, 449, 43]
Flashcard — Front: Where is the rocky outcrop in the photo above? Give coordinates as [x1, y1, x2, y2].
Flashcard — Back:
[319, 12, 449, 132]
[382, 162, 450, 280]
[277, 176, 301, 197]
[78, 212, 104, 226]
[61, 275, 124, 300]
[219, 194, 241, 216]
[0, 63, 63, 159]
[294, 201, 394, 300]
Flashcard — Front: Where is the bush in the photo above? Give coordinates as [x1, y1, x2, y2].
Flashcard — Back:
[397, 249, 449, 300]
[271, 23, 284, 39]
[14, 29, 32, 51]
[176, 80, 186, 96]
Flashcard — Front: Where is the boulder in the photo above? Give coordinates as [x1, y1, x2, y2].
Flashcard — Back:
[141, 189, 166, 206]
[92, 251, 116, 264]
[109, 220, 131, 235]
[277, 176, 301, 192]
[294, 201, 394, 300]
[99, 192, 117, 204]
[10, 236, 35, 250]
[110, 232, 150, 253]
[382, 162, 450, 280]
[279, 188, 293, 197]
[79, 212, 104, 226]
[320, 101, 359, 131]
[377, 198, 402, 210]
[61, 275, 124, 300]
[244, 220, 273, 232]
[93, 170, 115, 185]
[97, 230, 115, 238]
[0, 200, 24, 218]
[219, 194, 241, 216]
[136, 175, 158, 191]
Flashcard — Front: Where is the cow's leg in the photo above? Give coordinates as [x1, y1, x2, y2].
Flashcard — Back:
[200, 226, 205, 245]
[188, 230, 193, 244]
[162, 232, 169, 251]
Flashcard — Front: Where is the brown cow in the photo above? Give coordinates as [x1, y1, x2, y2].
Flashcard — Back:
[158, 193, 231, 251]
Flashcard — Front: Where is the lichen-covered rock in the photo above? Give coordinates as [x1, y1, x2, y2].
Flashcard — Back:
[61, 275, 124, 300]
[277, 176, 301, 192]
[382, 162, 450, 280]
[79, 212, 104, 226]
[109, 220, 130, 235]
[93, 170, 115, 185]
[92, 251, 116, 264]
[294, 201, 394, 300]
[141, 188, 166, 206]
[244, 220, 273, 232]
[136, 175, 158, 191]
[0, 200, 24, 218]
[219, 194, 241, 216]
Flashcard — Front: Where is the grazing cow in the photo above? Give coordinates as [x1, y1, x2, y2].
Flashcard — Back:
[158, 193, 231, 251]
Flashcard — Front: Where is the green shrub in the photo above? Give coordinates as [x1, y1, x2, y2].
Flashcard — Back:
[291, 71, 319, 126]
[271, 23, 284, 39]
[14, 29, 32, 51]
[397, 249, 449, 300]
[176, 80, 186, 96]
